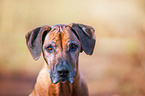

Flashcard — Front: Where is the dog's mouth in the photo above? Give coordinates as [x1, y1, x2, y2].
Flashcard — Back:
[51, 76, 74, 84]
[51, 75, 75, 84]
[60, 77, 67, 82]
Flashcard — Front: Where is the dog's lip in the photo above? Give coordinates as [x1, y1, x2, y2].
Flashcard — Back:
[52, 79, 59, 84]
[51, 76, 74, 84]
[60, 78, 67, 83]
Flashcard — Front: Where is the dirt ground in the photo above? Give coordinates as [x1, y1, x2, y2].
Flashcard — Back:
[0, 72, 36, 96]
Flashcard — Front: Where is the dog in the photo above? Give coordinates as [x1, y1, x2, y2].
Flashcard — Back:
[25, 23, 96, 96]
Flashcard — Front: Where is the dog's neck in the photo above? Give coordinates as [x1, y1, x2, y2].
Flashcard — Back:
[48, 81, 72, 96]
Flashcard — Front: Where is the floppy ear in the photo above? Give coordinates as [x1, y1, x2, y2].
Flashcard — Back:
[70, 23, 96, 55]
[25, 25, 51, 60]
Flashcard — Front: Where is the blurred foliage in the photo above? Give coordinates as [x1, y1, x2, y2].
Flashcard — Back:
[0, 0, 145, 96]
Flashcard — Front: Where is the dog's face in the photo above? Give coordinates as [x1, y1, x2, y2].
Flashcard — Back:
[43, 25, 81, 84]
[25, 23, 95, 84]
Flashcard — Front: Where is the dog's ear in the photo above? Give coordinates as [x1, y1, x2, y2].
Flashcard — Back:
[70, 23, 96, 55]
[25, 25, 51, 60]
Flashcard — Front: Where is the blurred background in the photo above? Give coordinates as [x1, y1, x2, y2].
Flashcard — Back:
[0, 0, 145, 96]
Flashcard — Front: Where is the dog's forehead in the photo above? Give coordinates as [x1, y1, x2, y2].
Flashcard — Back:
[44, 25, 79, 42]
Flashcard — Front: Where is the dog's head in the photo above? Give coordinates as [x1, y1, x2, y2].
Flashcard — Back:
[25, 23, 96, 84]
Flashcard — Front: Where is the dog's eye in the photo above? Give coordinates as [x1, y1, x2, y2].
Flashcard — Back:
[70, 44, 78, 51]
[46, 45, 53, 52]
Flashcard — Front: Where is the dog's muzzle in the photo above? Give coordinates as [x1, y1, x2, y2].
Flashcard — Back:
[50, 63, 75, 84]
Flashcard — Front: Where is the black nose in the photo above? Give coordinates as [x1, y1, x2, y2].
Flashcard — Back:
[57, 70, 69, 77]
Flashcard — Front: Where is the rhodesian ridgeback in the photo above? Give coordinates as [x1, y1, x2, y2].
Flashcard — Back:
[25, 23, 96, 96]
